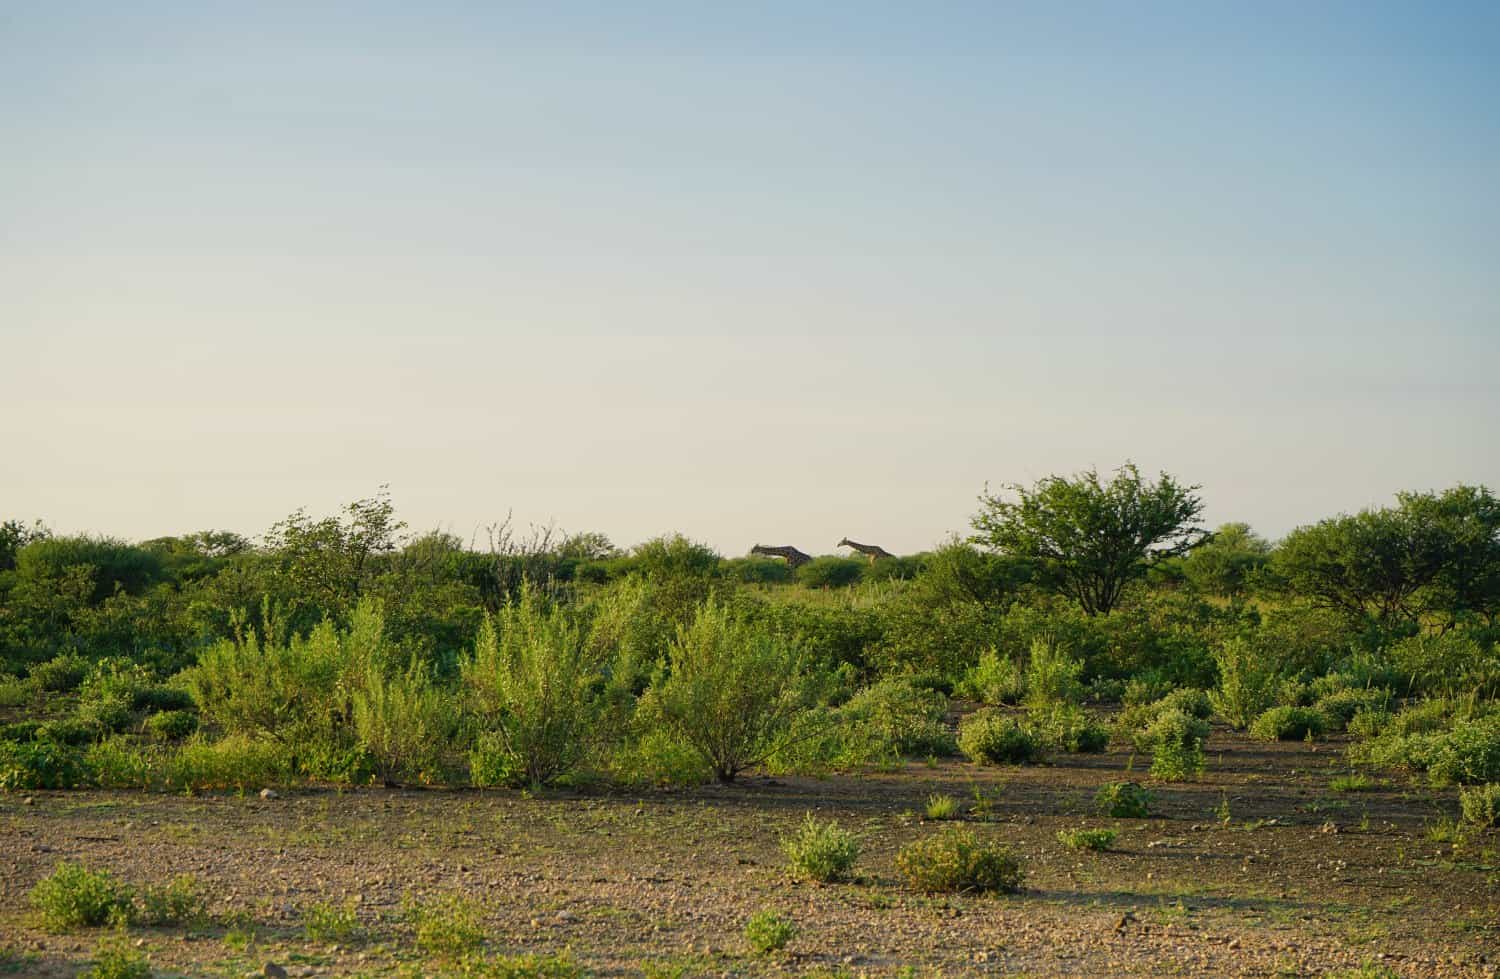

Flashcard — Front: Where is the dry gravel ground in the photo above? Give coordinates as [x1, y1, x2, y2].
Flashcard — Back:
[0, 730, 1496, 978]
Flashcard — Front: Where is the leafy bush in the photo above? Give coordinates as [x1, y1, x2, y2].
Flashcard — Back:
[137, 875, 205, 926]
[27, 863, 133, 932]
[476, 952, 583, 978]
[0, 675, 33, 708]
[304, 899, 361, 943]
[795, 557, 864, 590]
[781, 815, 861, 883]
[85, 738, 155, 790]
[925, 793, 961, 821]
[895, 827, 1025, 894]
[1423, 715, 1500, 785]
[1459, 783, 1500, 828]
[1315, 687, 1393, 732]
[957, 710, 1042, 765]
[1209, 636, 1281, 729]
[1056, 827, 1117, 852]
[353, 659, 455, 785]
[1142, 709, 1208, 780]
[1027, 703, 1108, 753]
[36, 719, 95, 746]
[743, 910, 796, 954]
[828, 677, 955, 760]
[133, 686, 195, 714]
[31, 655, 89, 693]
[405, 894, 486, 959]
[957, 647, 1025, 705]
[1024, 638, 1084, 707]
[462, 589, 605, 787]
[1347, 709, 1393, 739]
[1250, 706, 1328, 742]
[644, 599, 814, 782]
[0, 720, 40, 743]
[164, 735, 292, 793]
[144, 710, 197, 741]
[0, 740, 87, 790]
[79, 941, 150, 979]
[1095, 781, 1152, 818]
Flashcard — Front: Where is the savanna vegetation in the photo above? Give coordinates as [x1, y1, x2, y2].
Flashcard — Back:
[2, 466, 1497, 976]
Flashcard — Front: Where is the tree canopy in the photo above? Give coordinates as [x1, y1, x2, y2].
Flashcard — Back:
[970, 463, 1208, 615]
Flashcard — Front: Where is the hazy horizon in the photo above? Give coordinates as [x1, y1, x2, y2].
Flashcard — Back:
[5, 3, 1498, 555]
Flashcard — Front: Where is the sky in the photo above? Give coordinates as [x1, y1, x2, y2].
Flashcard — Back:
[3, 2, 1498, 556]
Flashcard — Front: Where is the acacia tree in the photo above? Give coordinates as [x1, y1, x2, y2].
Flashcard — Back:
[970, 464, 1208, 615]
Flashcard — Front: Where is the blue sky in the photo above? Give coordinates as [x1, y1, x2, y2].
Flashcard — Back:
[3, 2, 1497, 553]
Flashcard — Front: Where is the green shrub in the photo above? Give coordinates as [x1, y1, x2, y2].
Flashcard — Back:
[1347, 709, 1393, 739]
[1141, 709, 1208, 781]
[133, 686, 195, 714]
[137, 875, 205, 926]
[0, 720, 41, 743]
[1024, 638, 1084, 707]
[304, 899, 361, 943]
[461, 588, 606, 786]
[925, 793, 961, 821]
[781, 815, 861, 883]
[27, 863, 133, 932]
[405, 894, 486, 959]
[85, 738, 155, 790]
[1424, 715, 1500, 785]
[1250, 706, 1328, 742]
[1122, 674, 1172, 707]
[0, 740, 87, 790]
[0, 675, 34, 708]
[144, 710, 197, 741]
[353, 659, 455, 786]
[1315, 688, 1393, 732]
[36, 719, 95, 746]
[1096, 781, 1152, 818]
[475, 952, 583, 978]
[164, 735, 292, 793]
[957, 647, 1025, 705]
[79, 940, 150, 979]
[644, 599, 815, 782]
[32, 655, 89, 693]
[1459, 783, 1500, 828]
[1056, 828, 1117, 852]
[743, 910, 797, 954]
[957, 710, 1041, 765]
[834, 677, 955, 759]
[895, 827, 1025, 894]
[1154, 687, 1213, 720]
[795, 556, 864, 590]
[1329, 773, 1378, 793]
[1027, 703, 1108, 753]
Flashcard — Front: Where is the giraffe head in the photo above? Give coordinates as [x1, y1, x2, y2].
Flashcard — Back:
[837, 537, 853, 548]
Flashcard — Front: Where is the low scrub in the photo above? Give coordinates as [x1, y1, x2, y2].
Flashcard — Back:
[137, 875, 206, 927]
[957, 647, 1025, 705]
[1315, 687, 1393, 732]
[0, 740, 87, 790]
[958, 709, 1042, 765]
[27, 863, 133, 932]
[1250, 706, 1328, 742]
[1096, 781, 1152, 818]
[1459, 783, 1500, 828]
[80, 941, 150, 979]
[896, 827, 1024, 894]
[743, 909, 797, 954]
[1140, 709, 1208, 781]
[1056, 827, 1117, 852]
[925, 793, 961, 821]
[304, 898, 361, 943]
[1027, 703, 1108, 753]
[164, 735, 293, 793]
[781, 815, 861, 883]
[405, 893, 487, 959]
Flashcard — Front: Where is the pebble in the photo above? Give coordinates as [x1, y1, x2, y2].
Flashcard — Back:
[260, 788, 279, 800]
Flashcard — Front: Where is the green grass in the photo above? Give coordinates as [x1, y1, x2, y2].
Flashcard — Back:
[1330, 773, 1379, 793]
[26, 863, 133, 933]
[744, 910, 797, 955]
[1056, 827, 1118, 852]
[924, 793, 961, 821]
[781, 814, 861, 883]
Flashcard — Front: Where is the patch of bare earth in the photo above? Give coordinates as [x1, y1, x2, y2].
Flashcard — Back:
[1, 730, 1496, 977]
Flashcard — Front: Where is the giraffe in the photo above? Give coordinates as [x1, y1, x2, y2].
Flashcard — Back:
[750, 544, 814, 569]
[838, 537, 895, 564]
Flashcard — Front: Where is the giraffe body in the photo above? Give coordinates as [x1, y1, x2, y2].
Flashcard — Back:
[750, 544, 813, 569]
[838, 537, 895, 564]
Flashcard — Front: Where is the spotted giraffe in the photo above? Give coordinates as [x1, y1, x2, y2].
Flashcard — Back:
[838, 537, 895, 564]
[750, 544, 813, 569]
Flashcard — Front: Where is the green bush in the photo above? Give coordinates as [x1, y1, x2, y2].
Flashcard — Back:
[164, 735, 293, 793]
[36, 719, 95, 746]
[27, 863, 133, 932]
[0, 720, 41, 743]
[1056, 827, 1117, 852]
[1209, 637, 1281, 729]
[304, 899, 361, 943]
[895, 827, 1025, 894]
[79, 940, 150, 979]
[0, 740, 87, 790]
[461, 588, 604, 787]
[0, 675, 34, 708]
[781, 815, 861, 883]
[1143, 709, 1208, 781]
[644, 599, 815, 782]
[1459, 783, 1500, 828]
[957, 646, 1026, 705]
[1024, 638, 1084, 707]
[743, 910, 796, 954]
[1027, 703, 1108, 753]
[1423, 715, 1500, 785]
[133, 686, 195, 714]
[1250, 706, 1328, 742]
[832, 678, 955, 759]
[144, 710, 197, 741]
[795, 556, 865, 590]
[353, 659, 455, 786]
[85, 738, 155, 790]
[1347, 709, 1393, 739]
[137, 875, 205, 926]
[405, 893, 486, 959]
[32, 655, 89, 693]
[1095, 781, 1152, 818]
[957, 709, 1042, 765]
[925, 793, 961, 821]
[1315, 688, 1393, 732]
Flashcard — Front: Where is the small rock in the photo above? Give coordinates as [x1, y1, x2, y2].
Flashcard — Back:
[22, 797, 33, 805]
[557, 911, 576, 923]
[263, 964, 288, 979]
[260, 788, 279, 800]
